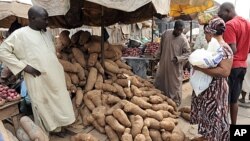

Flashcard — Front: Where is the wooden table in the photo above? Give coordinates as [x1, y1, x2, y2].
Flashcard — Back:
[0, 99, 22, 135]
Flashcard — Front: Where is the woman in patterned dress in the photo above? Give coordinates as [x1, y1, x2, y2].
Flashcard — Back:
[190, 17, 233, 141]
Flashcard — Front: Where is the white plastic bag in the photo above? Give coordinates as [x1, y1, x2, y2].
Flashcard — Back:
[190, 69, 213, 96]
[189, 38, 224, 68]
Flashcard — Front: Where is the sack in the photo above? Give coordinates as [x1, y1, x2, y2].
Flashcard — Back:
[189, 38, 223, 68]
[190, 69, 213, 96]
[198, 12, 214, 25]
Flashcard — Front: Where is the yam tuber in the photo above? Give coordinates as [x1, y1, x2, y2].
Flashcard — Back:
[115, 79, 129, 87]
[115, 60, 132, 70]
[170, 127, 185, 141]
[129, 76, 144, 87]
[59, 59, 78, 73]
[123, 88, 133, 99]
[123, 101, 147, 117]
[101, 93, 109, 107]
[160, 119, 175, 131]
[162, 131, 171, 141]
[104, 60, 121, 74]
[107, 94, 121, 105]
[178, 106, 191, 113]
[20, 116, 49, 141]
[79, 31, 91, 45]
[70, 30, 82, 44]
[120, 68, 133, 76]
[70, 73, 80, 85]
[159, 110, 177, 118]
[83, 95, 95, 111]
[95, 80, 117, 93]
[16, 127, 31, 141]
[131, 96, 152, 109]
[70, 85, 77, 93]
[72, 48, 86, 68]
[134, 134, 146, 141]
[152, 103, 169, 111]
[106, 100, 126, 115]
[144, 118, 160, 130]
[149, 95, 164, 104]
[79, 80, 86, 87]
[95, 61, 104, 75]
[74, 63, 86, 81]
[106, 115, 125, 133]
[113, 83, 126, 98]
[70, 133, 97, 141]
[163, 118, 178, 125]
[58, 30, 71, 51]
[88, 53, 98, 67]
[75, 88, 84, 107]
[65, 72, 73, 89]
[130, 115, 144, 138]
[80, 106, 92, 126]
[149, 129, 162, 141]
[167, 98, 177, 111]
[105, 126, 119, 141]
[131, 85, 142, 97]
[86, 90, 102, 107]
[121, 128, 133, 141]
[92, 106, 106, 127]
[141, 90, 157, 97]
[146, 109, 163, 121]
[92, 120, 105, 133]
[181, 112, 190, 121]
[113, 109, 131, 127]
[85, 67, 98, 91]
[142, 126, 152, 141]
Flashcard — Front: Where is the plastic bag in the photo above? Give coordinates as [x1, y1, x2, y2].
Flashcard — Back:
[189, 38, 223, 68]
[190, 69, 213, 96]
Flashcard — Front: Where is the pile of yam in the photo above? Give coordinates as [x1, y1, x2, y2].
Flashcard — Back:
[56, 30, 185, 141]
[178, 106, 191, 122]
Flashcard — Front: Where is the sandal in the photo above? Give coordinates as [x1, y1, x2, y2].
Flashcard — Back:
[239, 98, 246, 103]
[50, 131, 67, 138]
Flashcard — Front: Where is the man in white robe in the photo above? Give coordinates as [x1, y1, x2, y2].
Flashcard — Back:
[154, 20, 191, 106]
[0, 6, 75, 136]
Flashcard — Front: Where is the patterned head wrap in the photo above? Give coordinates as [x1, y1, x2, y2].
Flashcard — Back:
[204, 17, 225, 35]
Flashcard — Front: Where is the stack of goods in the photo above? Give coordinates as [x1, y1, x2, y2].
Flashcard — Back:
[122, 39, 142, 57]
[56, 30, 186, 141]
[122, 48, 142, 57]
[178, 106, 191, 122]
[0, 84, 21, 106]
[143, 42, 160, 56]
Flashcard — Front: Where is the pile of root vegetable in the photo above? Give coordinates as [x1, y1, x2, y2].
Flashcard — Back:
[56, 30, 185, 141]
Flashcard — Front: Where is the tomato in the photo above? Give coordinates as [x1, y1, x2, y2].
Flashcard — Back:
[8, 89, 15, 93]
[3, 86, 9, 90]
[7, 96, 12, 101]
[9, 93, 15, 97]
